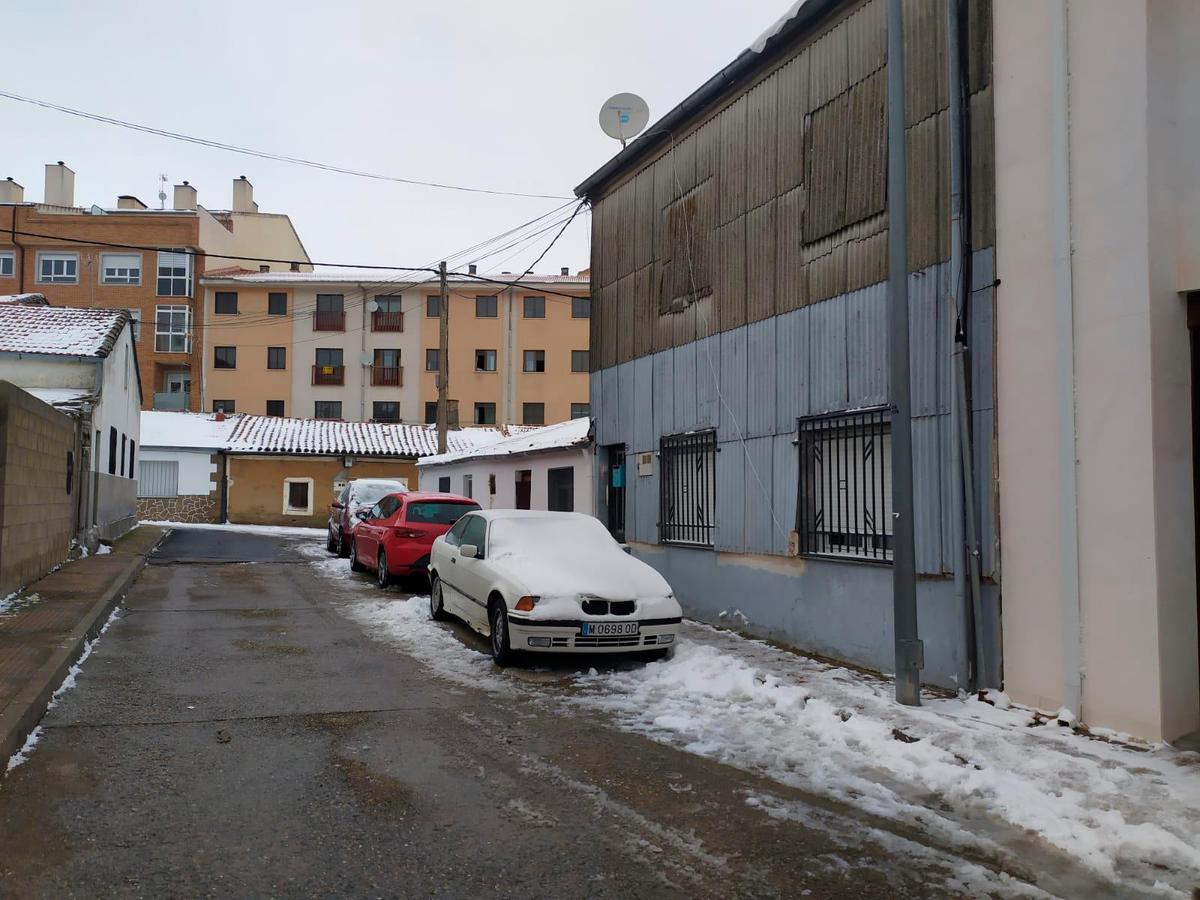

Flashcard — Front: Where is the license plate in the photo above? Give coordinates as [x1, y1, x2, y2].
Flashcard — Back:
[580, 622, 639, 636]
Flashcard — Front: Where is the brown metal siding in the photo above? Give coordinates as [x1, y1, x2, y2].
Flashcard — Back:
[845, 69, 887, 224]
[776, 185, 807, 312]
[746, 199, 777, 323]
[716, 216, 747, 332]
[718, 96, 748, 226]
[846, 0, 887, 86]
[807, 18, 849, 112]
[746, 75, 779, 211]
[805, 91, 850, 241]
[776, 54, 810, 194]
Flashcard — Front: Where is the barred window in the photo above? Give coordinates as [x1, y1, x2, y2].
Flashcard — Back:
[796, 408, 893, 562]
[659, 430, 717, 547]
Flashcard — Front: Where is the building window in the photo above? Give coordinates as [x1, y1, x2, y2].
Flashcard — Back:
[268, 292, 288, 315]
[100, 253, 141, 285]
[462, 474, 473, 498]
[572, 296, 591, 318]
[796, 408, 893, 562]
[426, 295, 442, 318]
[372, 401, 401, 423]
[283, 478, 314, 515]
[138, 460, 179, 498]
[475, 295, 497, 318]
[214, 346, 237, 369]
[37, 252, 79, 284]
[425, 402, 438, 424]
[266, 400, 285, 416]
[570, 403, 590, 419]
[154, 304, 191, 353]
[659, 429, 717, 547]
[438, 476, 451, 493]
[0, 251, 14, 278]
[523, 295, 545, 318]
[314, 293, 345, 331]
[107, 427, 117, 475]
[213, 399, 236, 413]
[522, 402, 544, 425]
[156, 250, 192, 296]
[474, 402, 496, 425]
[523, 350, 545, 373]
[317, 293, 344, 313]
[425, 348, 439, 371]
[267, 347, 286, 370]
[547, 466, 574, 512]
[214, 291, 238, 315]
[475, 349, 497, 372]
[571, 350, 589, 372]
[314, 401, 342, 420]
[128, 440, 135, 479]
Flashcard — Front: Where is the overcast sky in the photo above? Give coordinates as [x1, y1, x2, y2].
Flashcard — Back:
[3, 0, 787, 278]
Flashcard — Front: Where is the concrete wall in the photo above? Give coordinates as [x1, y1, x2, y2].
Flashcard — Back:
[227, 455, 417, 528]
[417, 447, 595, 513]
[0, 383, 80, 597]
[994, 0, 1200, 740]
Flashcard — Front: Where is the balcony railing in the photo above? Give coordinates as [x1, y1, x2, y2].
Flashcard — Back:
[153, 391, 189, 411]
[371, 310, 404, 332]
[313, 310, 345, 331]
[312, 365, 346, 386]
[371, 366, 403, 387]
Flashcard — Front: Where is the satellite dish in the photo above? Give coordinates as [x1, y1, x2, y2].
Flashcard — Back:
[366, 299, 379, 313]
[599, 93, 650, 147]
[359, 351, 373, 366]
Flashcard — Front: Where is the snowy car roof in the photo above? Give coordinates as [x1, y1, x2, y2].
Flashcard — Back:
[0, 304, 130, 358]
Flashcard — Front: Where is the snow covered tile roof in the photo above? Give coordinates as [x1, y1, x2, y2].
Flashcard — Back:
[201, 269, 590, 286]
[22, 387, 94, 412]
[418, 417, 591, 467]
[0, 304, 129, 357]
[140, 411, 243, 449]
[225, 415, 506, 458]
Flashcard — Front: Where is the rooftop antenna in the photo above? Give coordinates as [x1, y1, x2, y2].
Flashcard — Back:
[598, 93, 649, 149]
[158, 173, 168, 209]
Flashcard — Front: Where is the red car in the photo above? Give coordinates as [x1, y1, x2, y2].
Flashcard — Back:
[350, 491, 480, 587]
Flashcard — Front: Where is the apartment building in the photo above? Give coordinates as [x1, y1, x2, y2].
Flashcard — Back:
[0, 164, 311, 412]
[197, 269, 591, 424]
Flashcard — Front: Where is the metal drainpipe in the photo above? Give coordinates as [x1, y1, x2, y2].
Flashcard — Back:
[1052, 0, 1084, 719]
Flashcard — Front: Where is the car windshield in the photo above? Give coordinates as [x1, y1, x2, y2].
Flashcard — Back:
[489, 515, 615, 555]
[351, 482, 403, 507]
[406, 501, 479, 525]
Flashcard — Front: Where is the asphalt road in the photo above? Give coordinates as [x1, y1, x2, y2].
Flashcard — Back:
[0, 528, 1043, 898]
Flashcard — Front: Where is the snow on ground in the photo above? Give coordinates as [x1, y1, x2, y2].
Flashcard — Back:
[317, 555, 1200, 898]
[144, 521, 326, 538]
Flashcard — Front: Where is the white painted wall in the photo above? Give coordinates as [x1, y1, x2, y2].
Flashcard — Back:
[139, 448, 217, 495]
[93, 325, 143, 478]
[418, 447, 594, 515]
[994, 0, 1200, 741]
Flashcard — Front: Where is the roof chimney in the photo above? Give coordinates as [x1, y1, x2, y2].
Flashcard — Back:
[117, 195, 147, 210]
[259, 264, 270, 273]
[0, 177, 23, 204]
[44, 161, 75, 207]
[560, 267, 569, 276]
[232, 175, 257, 213]
[173, 181, 197, 211]
[290, 261, 300, 272]
[468, 263, 477, 275]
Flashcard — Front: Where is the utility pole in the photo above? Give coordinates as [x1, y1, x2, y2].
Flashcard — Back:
[436, 260, 449, 454]
[888, 0, 922, 706]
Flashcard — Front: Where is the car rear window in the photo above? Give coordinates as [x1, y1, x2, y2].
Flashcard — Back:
[405, 501, 480, 525]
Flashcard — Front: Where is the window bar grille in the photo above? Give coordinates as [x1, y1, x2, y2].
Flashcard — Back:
[659, 430, 717, 547]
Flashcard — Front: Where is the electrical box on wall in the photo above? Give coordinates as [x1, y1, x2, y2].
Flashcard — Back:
[637, 452, 654, 477]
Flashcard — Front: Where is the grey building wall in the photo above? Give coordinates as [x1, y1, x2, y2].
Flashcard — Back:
[591, 250, 999, 689]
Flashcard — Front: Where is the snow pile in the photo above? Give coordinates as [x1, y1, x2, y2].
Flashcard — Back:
[144, 521, 326, 537]
[418, 417, 589, 468]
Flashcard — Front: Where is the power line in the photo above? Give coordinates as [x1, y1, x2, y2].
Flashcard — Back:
[0, 89, 573, 201]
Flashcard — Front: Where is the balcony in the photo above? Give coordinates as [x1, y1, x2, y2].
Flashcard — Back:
[312, 365, 346, 386]
[371, 310, 404, 332]
[153, 391, 189, 411]
[371, 366, 403, 387]
[313, 310, 345, 331]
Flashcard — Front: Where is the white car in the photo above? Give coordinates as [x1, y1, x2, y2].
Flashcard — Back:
[427, 510, 682, 665]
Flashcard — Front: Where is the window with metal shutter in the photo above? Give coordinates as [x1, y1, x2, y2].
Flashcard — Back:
[138, 460, 179, 498]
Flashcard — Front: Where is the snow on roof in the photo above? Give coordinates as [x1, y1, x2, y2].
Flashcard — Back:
[22, 386, 93, 413]
[418, 417, 591, 467]
[0, 293, 49, 306]
[140, 411, 242, 449]
[200, 269, 589, 287]
[749, 0, 811, 53]
[225, 416, 506, 458]
[0, 304, 129, 357]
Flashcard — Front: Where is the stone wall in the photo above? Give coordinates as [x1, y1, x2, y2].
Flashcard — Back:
[0, 382, 81, 597]
[137, 494, 219, 524]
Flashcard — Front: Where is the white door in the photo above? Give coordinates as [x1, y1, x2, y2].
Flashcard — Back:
[454, 515, 491, 632]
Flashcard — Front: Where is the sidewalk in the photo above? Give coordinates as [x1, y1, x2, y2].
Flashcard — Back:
[0, 525, 165, 765]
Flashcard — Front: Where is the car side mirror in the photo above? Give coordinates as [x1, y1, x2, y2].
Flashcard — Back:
[459, 543, 479, 559]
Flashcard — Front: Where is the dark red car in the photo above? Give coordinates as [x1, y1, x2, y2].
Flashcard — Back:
[350, 491, 480, 587]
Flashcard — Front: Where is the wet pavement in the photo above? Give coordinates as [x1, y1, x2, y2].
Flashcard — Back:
[0, 527, 1050, 898]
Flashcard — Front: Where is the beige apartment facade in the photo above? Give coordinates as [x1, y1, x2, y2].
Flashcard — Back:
[199, 270, 590, 425]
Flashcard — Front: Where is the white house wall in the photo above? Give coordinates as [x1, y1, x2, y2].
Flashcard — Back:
[140, 448, 217, 496]
[418, 448, 595, 515]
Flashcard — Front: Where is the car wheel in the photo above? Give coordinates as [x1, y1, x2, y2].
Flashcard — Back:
[326, 528, 337, 554]
[429, 576, 448, 621]
[489, 598, 514, 667]
[338, 530, 350, 558]
[350, 539, 365, 572]
[377, 550, 391, 588]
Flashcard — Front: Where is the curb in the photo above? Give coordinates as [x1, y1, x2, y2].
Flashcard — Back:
[0, 531, 168, 767]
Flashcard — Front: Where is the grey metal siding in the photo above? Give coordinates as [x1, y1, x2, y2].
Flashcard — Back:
[717, 329, 748, 441]
[846, 282, 888, 408]
[775, 307, 811, 431]
[715, 438, 744, 552]
[742, 435, 777, 555]
[808, 292, 848, 413]
[746, 318, 777, 438]
[633, 355, 655, 453]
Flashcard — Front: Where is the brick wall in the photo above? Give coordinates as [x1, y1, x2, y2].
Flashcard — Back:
[0, 382, 80, 597]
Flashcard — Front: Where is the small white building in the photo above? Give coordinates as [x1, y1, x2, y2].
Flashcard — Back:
[418, 418, 593, 514]
[0, 301, 141, 538]
[137, 411, 242, 523]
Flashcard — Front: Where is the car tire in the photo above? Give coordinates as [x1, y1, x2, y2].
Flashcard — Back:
[429, 576, 448, 621]
[377, 550, 391, 589]
[350, 539, 365, 572]
[338, 531, 350, 558]
[489, 597, 515, 667]
[326, 529, 337, 554]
